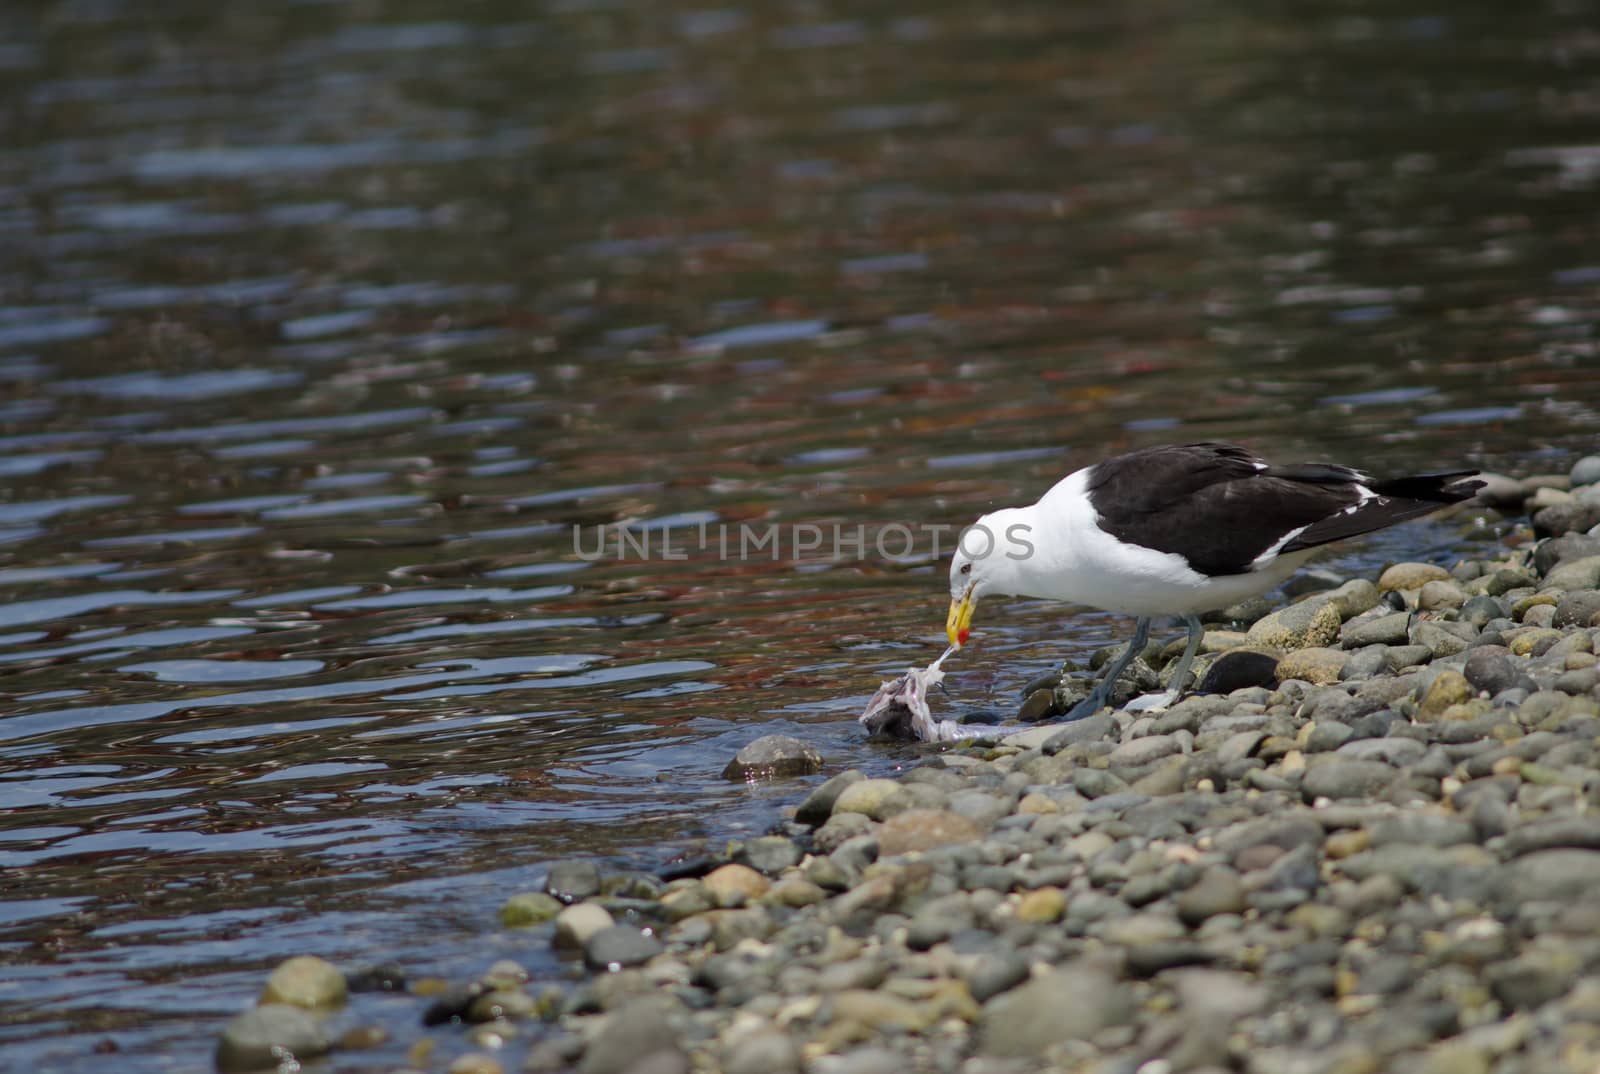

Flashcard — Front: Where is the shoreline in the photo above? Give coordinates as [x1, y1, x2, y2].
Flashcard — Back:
[218, 462, 1600, 1074]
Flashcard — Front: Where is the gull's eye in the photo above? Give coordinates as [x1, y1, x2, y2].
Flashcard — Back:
[959, 562, 972, 575]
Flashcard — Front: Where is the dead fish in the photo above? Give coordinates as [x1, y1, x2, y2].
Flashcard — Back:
[859, 645, 991, 742]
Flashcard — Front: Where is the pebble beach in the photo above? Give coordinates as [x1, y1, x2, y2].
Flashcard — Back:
[218, 457, 1600, 1074]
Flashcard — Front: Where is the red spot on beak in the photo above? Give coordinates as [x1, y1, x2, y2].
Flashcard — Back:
[958, 628, 970, 645]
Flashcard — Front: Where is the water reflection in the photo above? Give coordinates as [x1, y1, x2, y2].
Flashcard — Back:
[2, 0, 1599, 1069]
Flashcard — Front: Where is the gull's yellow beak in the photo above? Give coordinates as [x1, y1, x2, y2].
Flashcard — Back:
[946, 586, 977, 647]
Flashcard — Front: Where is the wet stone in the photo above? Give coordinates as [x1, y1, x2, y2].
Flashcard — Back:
[832, 778, 907, 820]
[345, 962, 406, 994]
[721, 734, 823, 781]
[584, 925, 663, 970]
[1018, 688, 1057, 722]
[546, 860, 603, 903]
[500, 892, 563, 928]
[732, 835, 802, 875]
[795, 769, 865, 826]
[215, 1004, 332, 1074]
[259, 955, 346, 1010]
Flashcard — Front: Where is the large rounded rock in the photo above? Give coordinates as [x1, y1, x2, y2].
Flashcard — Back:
[1463, 646, 1519, 695]
[978, 964, 1133, 1056]
[1571, 455, 1600, 487]
[1197, 649, 1280, 693]
[1496, 850, 1600, 905]
[1554, 590, 1600, 627]
[723, 1029, 801, 1074]
[721, 735, 823, 781]
[584, 925, 663, 970]
[553, 902, 614, 951]
[1301, 760, 1398, 801]
[1418, 670, 1474, 720]
[795, 769, 865, 826]
[1275, 647, 1346, 685]
[876, 808, 983, 856]
[258, 956, 346, 1009]
[702, 863, 770, 906]
[1378, 562, 1451, 591]
[545, 859, 602, 902]
[1177, 868, 1247, 926]
[831, 778, 906, 820]
[216, 1004, 331, 1073]
[1534, 502, 1600, 538]
[500, 892, 563, 927]
[1246, 600, 1341, 650]
[1341, 612, 1411, 648]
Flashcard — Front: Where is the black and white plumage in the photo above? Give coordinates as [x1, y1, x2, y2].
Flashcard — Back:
[945, 442, 1483, 718]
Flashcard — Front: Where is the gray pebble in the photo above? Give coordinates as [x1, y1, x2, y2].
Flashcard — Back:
[1504, 818, 1600, 856]
[1496, 849, 1600, 905]
[1177, 868, 1247, 926]
[1301, 760, 1399, 801]
[966, 949, 1031, 1002]
[1335, 737, 1427, 766]
[1369, 813, 1475, 848]
[723, 1030, 801, 1074]
[978, 963, 1133, 1056]
[1488, 953, 1579, 1010]
[584, 925, 663, 970]
[1305, 720, 1354, 752]
[1569, 455, 1600, 488]
[1042, 712, 1118, 753]
[796, 770, 865, 827]
[215, 1005, 331, 1073]
[1341, 611, 1412, 649]
[547, 860, 603, 902]
[734, 835, 803, 875]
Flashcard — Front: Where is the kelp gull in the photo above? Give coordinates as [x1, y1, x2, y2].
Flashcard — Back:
[945, 442, 1483, 718]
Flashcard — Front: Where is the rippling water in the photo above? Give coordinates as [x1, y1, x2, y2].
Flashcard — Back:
[3, 0, 1599, 1069]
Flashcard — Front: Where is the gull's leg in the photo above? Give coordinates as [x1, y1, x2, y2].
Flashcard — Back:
[1124, 612, 1205, 713]
[1060, 616, 1152, 721]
